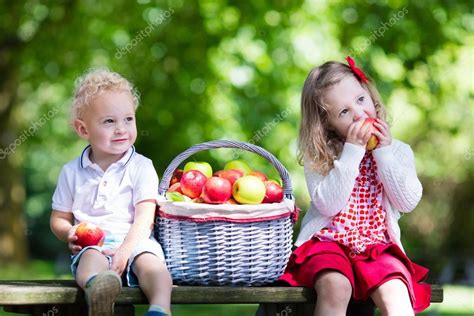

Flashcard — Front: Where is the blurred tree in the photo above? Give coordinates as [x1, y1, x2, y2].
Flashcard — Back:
[0, 0, 471, 273]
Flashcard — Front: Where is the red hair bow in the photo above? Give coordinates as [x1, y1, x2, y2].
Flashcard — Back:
[345, 56, 369, 83]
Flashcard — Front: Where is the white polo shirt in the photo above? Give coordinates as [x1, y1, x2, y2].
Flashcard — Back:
[52, 145, 159, 238]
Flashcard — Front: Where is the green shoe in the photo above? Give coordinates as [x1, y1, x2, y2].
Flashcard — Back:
[85, 271, 122, 316]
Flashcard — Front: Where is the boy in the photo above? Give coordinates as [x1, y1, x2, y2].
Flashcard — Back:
[50, 69, 172, 316]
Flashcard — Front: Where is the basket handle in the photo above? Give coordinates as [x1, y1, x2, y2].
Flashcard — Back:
[158, 140, 293, 199]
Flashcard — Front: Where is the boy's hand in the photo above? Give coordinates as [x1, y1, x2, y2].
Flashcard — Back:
[345, 119, 372, 148]
[67, 225, 82, 254]
[102, 248, 129, 276]
[372, 118, 392, 148]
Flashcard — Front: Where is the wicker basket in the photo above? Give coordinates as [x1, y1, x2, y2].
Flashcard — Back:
[155, 140, 296, 286]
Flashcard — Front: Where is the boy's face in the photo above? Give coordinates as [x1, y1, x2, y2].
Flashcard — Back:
[74, 90, 137, 162]
[324, 75, 377, 139]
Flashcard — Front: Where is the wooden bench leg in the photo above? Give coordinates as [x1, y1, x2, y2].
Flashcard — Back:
[114, 305, 135, 316]
[4, 304, 87, 315]
[347, 299, 375, 316]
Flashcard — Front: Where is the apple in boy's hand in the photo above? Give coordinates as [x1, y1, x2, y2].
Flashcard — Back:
[201, 176, 232, 204]
[75, 222, 105, 248]
[262, 180, 284, 203]
[180, 170, 207, 198]
[214, 169, 244, 186]
[184, 161, 213, 178]
[364, 118, 379, 151]
[232, 175, 266, 204]
[224, 160, 252, 175]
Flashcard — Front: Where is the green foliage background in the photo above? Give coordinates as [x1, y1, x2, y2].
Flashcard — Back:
[1, 0, 473, 282]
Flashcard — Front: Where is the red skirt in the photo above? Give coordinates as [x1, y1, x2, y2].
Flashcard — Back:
[279, 238, 431, 313]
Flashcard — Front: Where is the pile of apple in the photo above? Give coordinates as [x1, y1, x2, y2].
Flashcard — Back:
[166, 160, 284, 205]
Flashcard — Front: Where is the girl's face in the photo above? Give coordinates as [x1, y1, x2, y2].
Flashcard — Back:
[324, 75, 377, 139]
[74, 90, 137, 164]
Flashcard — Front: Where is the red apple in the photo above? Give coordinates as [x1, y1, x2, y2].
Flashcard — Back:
[214, 169, 244, 186]
[180, 170, 207, 199]
[75, 222, 105, 248]
[170, 169, 183, 185]
[262, 180, 284, 203]
[168, 182, 182, 194]
[248, 170, 268, 182]
[364, 118, 379, 151]
[201, 176, 232, 204]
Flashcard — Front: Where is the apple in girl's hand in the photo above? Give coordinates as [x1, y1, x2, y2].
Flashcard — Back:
[262, 180, 284, 203]
[364, 118, 379, 151]
[180, 170, 208, 198]
[232, 176, 266, 204]
[248, 170, 268, 182]
[184, 161, 213, 178]
[75, 222, 105, 248]
[201, 176, 232, 204]
[214, 169, 244, 186]
[170, 169, 183, 185]
[224, 160, 252, 175]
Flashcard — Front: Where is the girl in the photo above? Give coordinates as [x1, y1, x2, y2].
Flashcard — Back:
[280, 57, 431, 315]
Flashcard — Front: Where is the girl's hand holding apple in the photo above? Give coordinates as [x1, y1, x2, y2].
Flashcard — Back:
[372, 118, 392, 149]
[345, 120, 372, 148]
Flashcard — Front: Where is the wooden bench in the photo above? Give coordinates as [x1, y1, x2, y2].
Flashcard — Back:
[0, 280, 443, 315]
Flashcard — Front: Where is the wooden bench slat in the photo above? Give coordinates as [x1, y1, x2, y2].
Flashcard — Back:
[0, 280, 443, 305]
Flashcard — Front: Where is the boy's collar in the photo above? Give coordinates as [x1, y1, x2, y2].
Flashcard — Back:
[80, 145, 136, 169]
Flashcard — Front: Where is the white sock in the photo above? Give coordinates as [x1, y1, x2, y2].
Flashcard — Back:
[148, 304, 167, 313]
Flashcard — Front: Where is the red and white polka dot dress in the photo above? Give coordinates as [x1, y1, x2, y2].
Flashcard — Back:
[316, 152, 389, 254]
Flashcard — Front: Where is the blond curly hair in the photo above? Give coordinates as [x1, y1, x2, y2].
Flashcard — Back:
[298, 61, 387, 176]
[71, 68, 140, 124]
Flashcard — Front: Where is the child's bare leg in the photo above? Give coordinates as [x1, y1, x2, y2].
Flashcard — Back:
[133, 253, 172, 311]
[370, 279, 413, 316]
[75, 248, 122, 316]
[75, 248, 110, 288]
[313, 271, 352, 316]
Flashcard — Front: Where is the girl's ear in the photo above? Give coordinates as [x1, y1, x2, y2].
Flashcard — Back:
[325, 118, 336, 131]
[73, 119, 89, 139]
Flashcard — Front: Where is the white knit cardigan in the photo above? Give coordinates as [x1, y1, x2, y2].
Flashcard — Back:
[295, 139, 423, 252]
